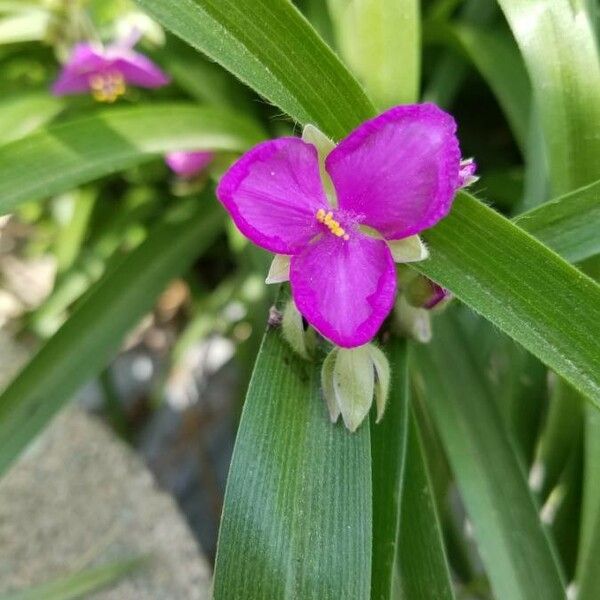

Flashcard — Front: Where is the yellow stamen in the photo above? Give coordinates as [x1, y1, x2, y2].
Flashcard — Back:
[89, 71, 126, 103]
[316, 209, 349, 240]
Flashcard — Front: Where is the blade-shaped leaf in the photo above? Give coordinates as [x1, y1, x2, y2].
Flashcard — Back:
[497, 0, 600, 194]
[135, 0, 374, 140]
[0, 556, 145, 600]
[0, 92, 63, 144]
[575, 404, 600, 598]
[213, 293, 372, 599]
[370, 338, 409, 600]
[327, 0, 420, 108]
[412, 312, 566, 600]
[417, 191, 600, 404]
[0, 195, 223, 476]
[514, 178, 600, 263]
[0, 104, 265, 214]
[396, 407, 455, 600]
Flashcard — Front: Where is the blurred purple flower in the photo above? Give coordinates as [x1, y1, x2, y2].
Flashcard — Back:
[217, 103, 468, 348]
[165, 151, 214, 178]
[52, 36, 169, 102]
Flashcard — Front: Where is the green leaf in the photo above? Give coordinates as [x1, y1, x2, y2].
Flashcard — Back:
[497, 0, 600, 194]
[416, 191, 600, 404]
[213, 292, 372, 599]
[0, 195, 224, 477]
[0, 92, 63, 144]
[412, 312, 566, 600]
[514, 178, 600, 263]
[575, 404, 600, 598]
[0, 103, 265, 214]
[327, 0, 420, 107]
[0, 556, 146, 600]
[533, 380, 583, 501]
[370, 338, 409, 600]
[0, 9, 49, 44]
[396, 408, 455, 600]
[134, 0, 375, 140]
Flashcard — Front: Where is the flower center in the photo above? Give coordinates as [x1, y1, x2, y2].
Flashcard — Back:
[89, 71, 126, 103]
[316, 208, 350, 240]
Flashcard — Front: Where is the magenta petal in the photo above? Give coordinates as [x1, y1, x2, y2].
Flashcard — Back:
[326, 103, 461, 240]
[109, 48, 170, 88]
[52, 43, 106, 95]
[216, 138, 329, 254]
[290, 233, 396, 348]
[165, 151, 214, 177]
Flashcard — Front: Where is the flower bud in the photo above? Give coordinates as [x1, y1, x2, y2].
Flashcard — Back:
[321, 343, 391, 432]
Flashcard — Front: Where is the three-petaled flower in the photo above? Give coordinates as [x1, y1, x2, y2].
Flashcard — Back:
[217, 103, 472, 348]
[52, 34, 169, 102]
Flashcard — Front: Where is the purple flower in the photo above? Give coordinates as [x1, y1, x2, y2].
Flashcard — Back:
[217, 104, 465, 348]
[165, 151, 214, 178]
[52, 36, 169, 102]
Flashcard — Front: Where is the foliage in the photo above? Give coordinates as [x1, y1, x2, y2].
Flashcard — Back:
[0, 0, 599, 598]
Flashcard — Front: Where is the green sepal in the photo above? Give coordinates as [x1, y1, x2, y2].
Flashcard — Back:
[333, 345, 375, 432]
[366, 344, 391, 422]
[321, 347, 340, 422]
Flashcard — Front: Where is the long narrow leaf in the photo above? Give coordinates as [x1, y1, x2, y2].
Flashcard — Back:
[396, 408, 455, 600]
[412, 312, 566, 600]
[0, 557, 146, 600]
[0, 195, 223, 476]
[0, 92, 63, 144]
[0, 104, 265, 214]
[135, 0, 375, 140]
[514, 178, 600, 263]
[417, 191, 600, 403]
[370, 338, 409, 600]
[213, 294, 372, 599]
[327, 0, 420, 108]
[497, 0, 600, 194]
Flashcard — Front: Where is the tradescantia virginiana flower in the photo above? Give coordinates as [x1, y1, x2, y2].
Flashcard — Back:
[52, 34, 169, 102]
[165, 151, 214, 179]
[217, 103, 473, 348]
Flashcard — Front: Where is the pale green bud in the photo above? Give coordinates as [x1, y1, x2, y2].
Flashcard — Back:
[366, 344, 391, 423]
[333, 345, 375, 432]
[321, 343, 392, 432]
[265, 254, 290, 284]
[321, 347, 340, 422]
[386, 235, 429, 263]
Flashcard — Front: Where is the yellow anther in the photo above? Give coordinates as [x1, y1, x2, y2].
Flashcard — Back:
[89, 71, 126, 103]
[315, 209, 349, 240]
